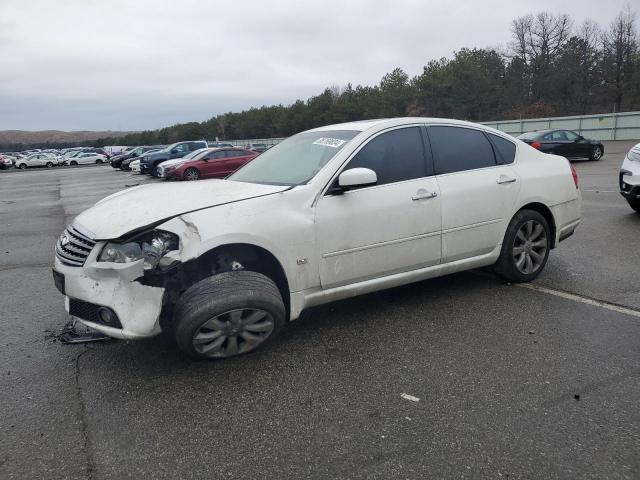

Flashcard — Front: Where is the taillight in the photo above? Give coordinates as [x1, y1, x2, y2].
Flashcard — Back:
[531, 141, 541, 150]
[570, 164, 578, 189]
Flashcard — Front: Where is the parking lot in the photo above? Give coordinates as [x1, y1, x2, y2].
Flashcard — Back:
[1, 141, 639, 479]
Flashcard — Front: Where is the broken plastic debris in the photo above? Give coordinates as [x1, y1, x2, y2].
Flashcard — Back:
[401, 393, 420, 402]
[59, 319, 112, 344]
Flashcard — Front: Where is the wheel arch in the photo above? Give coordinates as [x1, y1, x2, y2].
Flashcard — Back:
[151, 242, 291, 329]
[515, 202, 557, 248]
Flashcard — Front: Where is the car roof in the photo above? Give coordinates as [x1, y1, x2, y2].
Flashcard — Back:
[305, 117, 513, 135]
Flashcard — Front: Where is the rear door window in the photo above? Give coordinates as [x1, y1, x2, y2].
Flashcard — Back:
[544, 131, 567, 141]
[564, 130, 580, 141]
[429, 126, 497, 174]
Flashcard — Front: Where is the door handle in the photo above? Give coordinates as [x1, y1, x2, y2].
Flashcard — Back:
[412, 190, 438, 201]
[496, 175, 516, 184]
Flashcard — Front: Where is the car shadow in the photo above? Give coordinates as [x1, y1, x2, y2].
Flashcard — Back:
[75, 269, 507, 378]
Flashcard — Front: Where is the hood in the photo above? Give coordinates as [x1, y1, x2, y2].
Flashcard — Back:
[73, 180, 289, 240]
[159, 158, 184, 169]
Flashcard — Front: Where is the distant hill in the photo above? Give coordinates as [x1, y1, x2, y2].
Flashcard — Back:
[0, 130, 134, 146]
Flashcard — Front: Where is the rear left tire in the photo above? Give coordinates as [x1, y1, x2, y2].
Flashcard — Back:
[494, 209, 551, 283]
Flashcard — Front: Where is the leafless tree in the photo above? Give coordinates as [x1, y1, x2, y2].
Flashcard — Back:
[602, 6, 638, 111]
[511, 12, 572, 99]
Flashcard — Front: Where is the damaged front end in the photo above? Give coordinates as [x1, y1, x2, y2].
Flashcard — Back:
[52, 219, 199, 340]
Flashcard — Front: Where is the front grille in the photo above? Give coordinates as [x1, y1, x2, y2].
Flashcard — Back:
[55, 225, 96, 266]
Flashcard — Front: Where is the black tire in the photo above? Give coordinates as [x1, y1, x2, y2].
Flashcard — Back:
[19, 163, 26, 169]
[173, 271, 286, 359]
[590, 145, 603, 161]
[70, 161, 78, 166]
[494, 209, 551, 283]
[184, 167, 200, 181]
[95, 159, 103, 164]
[46, 162, 53, 168]
[628, 199, 640, 213]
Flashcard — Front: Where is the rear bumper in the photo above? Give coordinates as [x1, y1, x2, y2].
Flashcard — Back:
[550, 196, 581, 246]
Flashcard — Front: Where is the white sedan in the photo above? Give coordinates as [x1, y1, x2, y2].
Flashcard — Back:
[65, 152, 108, 166]
[53, 117, 581, 359]
[130, 159, 141, 173]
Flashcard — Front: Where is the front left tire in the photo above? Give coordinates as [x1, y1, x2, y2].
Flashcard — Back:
[628, 199, 640, 213]
[173, 271, 286, 359]
[184, 168, 200, 181]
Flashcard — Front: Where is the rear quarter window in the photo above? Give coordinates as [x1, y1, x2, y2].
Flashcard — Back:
[487, 133, 516, 164]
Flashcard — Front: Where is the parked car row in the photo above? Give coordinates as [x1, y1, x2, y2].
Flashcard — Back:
[0, 146, 111, 170]
[1, 141, 272, 173]
[109, 140, 264, 182]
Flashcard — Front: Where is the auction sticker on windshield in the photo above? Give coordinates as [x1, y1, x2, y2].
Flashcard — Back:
[312, 137, 347, 148]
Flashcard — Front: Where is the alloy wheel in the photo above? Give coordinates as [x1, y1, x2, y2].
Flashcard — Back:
[592, 147, 602, 160]
[513, 220, 547, 275]
[192, 308, 275, 358]
[184, 168, 199, 181]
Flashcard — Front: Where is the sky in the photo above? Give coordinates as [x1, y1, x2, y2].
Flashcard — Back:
[0, 0, 633, 131]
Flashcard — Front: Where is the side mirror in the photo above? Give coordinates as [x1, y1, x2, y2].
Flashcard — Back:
[338, 168, 377, 191]
[170, 148, 178, 154]
[576, 135, 584, 142]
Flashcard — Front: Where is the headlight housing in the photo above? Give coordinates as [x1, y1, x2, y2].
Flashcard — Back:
[99, 230, 179, 270]
[627, 146, 640, 162]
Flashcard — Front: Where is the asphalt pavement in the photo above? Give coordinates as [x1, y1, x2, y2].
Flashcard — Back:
[0, 145, 638, 479]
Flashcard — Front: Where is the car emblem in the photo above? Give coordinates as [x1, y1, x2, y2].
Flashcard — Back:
[60, 235, 70, 246]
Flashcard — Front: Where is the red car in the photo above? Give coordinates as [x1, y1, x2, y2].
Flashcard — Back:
[164, 148, 258, 181]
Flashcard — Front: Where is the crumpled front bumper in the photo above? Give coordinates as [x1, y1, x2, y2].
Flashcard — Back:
[53, 253, 165, 339]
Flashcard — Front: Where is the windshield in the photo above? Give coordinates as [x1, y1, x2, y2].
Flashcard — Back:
[181, 148, 209, 160]
[229, 130, 358, 185]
